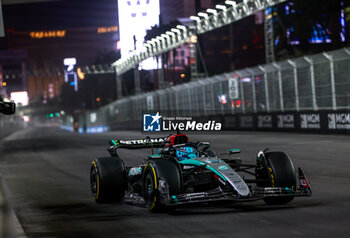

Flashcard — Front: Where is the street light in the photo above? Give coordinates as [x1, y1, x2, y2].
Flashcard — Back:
[215, 4, 227, 10]
[156, 36, 165, 51]
[198, 12, 209, 18]
[161, 33, 170, 40]
[171, 28, 181, 34]
[206, 8, 218, 14]
[166, 31, 175, 36]
[176, 25, 187, 31]
[190, 16, 200, 22]
[225, 0, 237, 6]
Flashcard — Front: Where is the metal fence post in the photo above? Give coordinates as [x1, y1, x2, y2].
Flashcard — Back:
[175, 89, 180, 115]
[239, 77, 246, 113]
[134, 67, 141, 94]
[210, 79, 216, 115]
[187, 86, 192, 112]
[323, 52, 337, 110]
[258, 66, 270, 112]
[218, 76, 225, 115]
[304, 56, 317, 110]
[116, 71, 122, 99]
[246, 69, 257, 113]
[199, 80, 207, 116]
[158, 62, 164, 89]
[273, 63, 284, 112]
[287, 60, 300, 111]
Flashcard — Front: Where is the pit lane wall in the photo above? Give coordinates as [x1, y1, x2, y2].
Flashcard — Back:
[61, 48, 350, 134]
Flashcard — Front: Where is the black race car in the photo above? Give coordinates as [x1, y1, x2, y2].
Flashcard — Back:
[90, 133, 311, 211]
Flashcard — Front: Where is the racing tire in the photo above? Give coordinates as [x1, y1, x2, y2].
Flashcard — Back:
[143, 159, 182, 212]
[90, 157, 127, 203]
[263, 152, 296, 205]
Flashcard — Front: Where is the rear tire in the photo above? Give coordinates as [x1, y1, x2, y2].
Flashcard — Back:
[90, 157, 126, 203]
[263, 152, 296, 205]
[143, 159, 182, 212]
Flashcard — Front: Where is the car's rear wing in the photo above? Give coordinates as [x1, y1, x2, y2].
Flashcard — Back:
[109, 137, 168, 150]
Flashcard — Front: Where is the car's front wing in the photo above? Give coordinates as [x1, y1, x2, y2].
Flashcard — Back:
[168, 185, 311, 206]
[167, 167, 312, 206]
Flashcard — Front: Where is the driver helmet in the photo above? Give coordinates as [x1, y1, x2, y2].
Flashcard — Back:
[176, 146, 197, 161]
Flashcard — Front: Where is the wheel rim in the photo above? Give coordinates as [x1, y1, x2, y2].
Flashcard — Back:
[144, 172, 154, 203]
[90, 167, 98, 196]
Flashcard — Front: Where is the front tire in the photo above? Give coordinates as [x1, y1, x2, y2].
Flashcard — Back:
[263, 152, 296, 205]
[90, 157, 126, 203]
[143, 159, 182, 212]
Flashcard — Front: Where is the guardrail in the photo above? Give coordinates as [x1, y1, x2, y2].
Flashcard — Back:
[62, 47, 350, 134]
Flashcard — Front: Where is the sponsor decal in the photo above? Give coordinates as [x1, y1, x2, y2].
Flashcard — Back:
[185, 192, 206, 198]
[128, 167, 142, 176]
[239, 115, 253, 128]
[257, 115, 272, 128]
[228, 78, 239, 99]
[119, 138, 165, 144]
[218, 165, 229, 170]
[277, 114, 295, 128]
[206, 159, 219, 164]
[143, 112, 222, 132]
[300, 113, 320, 129]
[328, 113, 350, 130]
[183, 165, 195, 170]
[225, 116, 237, 128]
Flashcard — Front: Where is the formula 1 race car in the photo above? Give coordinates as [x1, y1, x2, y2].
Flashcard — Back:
[90, 134, 311, 211]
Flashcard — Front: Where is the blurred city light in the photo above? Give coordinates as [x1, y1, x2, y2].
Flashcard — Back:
[23, 115, 30, 122]
[10, 91, 29, 106]
[97, 26, 118, 34]
[29, 30, 66, 39]
[77, 67, 85, 80]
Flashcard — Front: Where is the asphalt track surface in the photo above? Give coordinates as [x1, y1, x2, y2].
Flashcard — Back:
[0, 126, 349, 238]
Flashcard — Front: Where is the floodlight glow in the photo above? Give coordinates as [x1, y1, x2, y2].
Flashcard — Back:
[118, 0, 160, 69]
[216, 4, 227, 10]
[198, 12, 209, 18]
[207, 8, 217, 14]
[225, 1, 237, 6]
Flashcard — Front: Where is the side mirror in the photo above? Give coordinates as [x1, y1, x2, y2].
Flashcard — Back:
[0, 101, 16, 115]
[229, 149, 241, 154]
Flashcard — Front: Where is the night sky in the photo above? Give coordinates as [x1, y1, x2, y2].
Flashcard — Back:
[3, 0, 119, 31]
